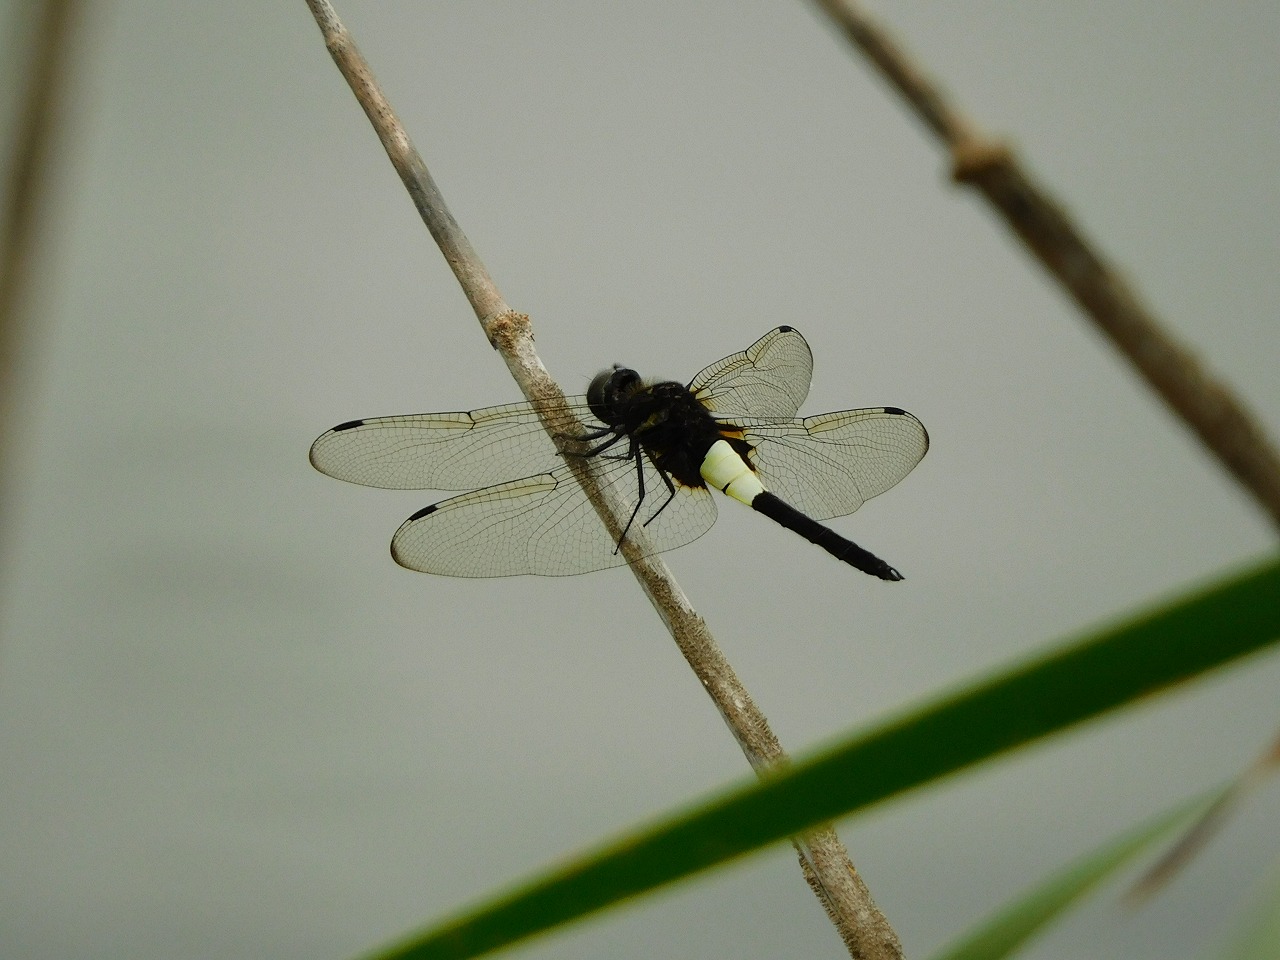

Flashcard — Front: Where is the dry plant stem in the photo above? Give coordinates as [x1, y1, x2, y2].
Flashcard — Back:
[813, 0, 1280, 534]
[0, 0, 84, 526]
[1127, 728, 1280, 902]
[304, 3, 901, 957]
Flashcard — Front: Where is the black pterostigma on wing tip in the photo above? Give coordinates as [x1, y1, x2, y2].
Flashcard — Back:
[406, 504, 437, 522]
[332, 419, 366, 432]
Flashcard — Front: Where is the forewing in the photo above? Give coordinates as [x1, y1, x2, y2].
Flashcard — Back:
[741, 408, 928, 521]
[390, 455, 719, 577]
[309, 398, 592, 490]
[688, 326, 813, 420]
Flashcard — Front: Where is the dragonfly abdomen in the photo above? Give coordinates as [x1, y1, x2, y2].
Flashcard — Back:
[751, 492, 905, 582]
[699, 438, 764, 505]
[697, 438, 904, 580]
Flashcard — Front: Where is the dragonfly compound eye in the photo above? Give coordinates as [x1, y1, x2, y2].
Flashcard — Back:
[587, 365, 641, 425]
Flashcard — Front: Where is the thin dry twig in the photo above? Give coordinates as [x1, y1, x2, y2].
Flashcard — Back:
[303, 3, 901, 957]
[0, 0, 85, 529]
[812, 0, 1280, 534]
[1126, 729, 1280, 902]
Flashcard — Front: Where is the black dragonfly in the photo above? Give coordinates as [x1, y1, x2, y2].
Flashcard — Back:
[310, 327, 928, 579]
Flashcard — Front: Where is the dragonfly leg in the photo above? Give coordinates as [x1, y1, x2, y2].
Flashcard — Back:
[572, 424, 612, 438]
[641, 462, 679, 528]
[561, 428, 627, 459]
[612, 443, 649, 553]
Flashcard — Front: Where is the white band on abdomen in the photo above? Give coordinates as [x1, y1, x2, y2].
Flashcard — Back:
[700, 439, 765, 506]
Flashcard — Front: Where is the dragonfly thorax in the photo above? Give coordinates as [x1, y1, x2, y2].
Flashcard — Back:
[587, 371, 734, 491]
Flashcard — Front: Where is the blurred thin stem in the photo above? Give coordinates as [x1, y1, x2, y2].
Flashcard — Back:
[0, 0, 85, 533]
[302, 3, 900, 957]
[1126, 728, 1280, 902]
[811, 0, 1280, 533]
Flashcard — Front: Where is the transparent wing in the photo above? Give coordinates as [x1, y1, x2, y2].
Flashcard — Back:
[310, 328, 810, 491]
[739, 407, 928, 521]
[390, 455, 719, 577]
[309, 398, 594, 490]
[688, 326, 813, 420]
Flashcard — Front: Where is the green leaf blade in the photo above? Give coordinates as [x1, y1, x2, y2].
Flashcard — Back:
[929, 791, 1220, 960]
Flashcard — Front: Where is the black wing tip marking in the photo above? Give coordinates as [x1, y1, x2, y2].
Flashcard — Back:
[391, 505, 438, 569]
[776, 324, 795, 333]
[309, 418, 370, 470]
[876, 407, 930, 454]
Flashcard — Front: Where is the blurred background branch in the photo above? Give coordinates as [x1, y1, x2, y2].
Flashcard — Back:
[0, 0, 84, 532]
[812, 0, 1280, 533]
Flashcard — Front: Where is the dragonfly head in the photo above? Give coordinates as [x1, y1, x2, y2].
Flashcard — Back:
[587, 364, 643, 426]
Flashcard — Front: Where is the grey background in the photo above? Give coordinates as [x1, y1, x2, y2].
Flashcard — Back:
[2, 2, 1278, 958]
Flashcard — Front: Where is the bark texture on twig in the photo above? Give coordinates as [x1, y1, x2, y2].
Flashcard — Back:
[304, 3, 901, 956]
[813, 0, 1280, 533]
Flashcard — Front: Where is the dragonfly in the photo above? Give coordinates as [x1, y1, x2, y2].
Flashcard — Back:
[310, 326, 928, 579]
